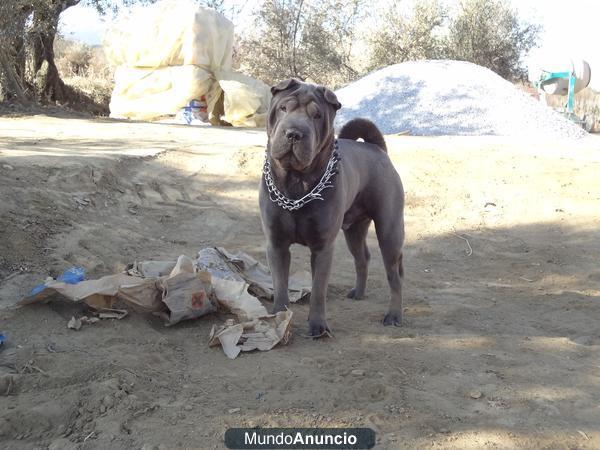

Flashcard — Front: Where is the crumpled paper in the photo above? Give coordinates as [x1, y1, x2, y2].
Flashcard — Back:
[198, 247, 311, 303]
[208, 310, 293, 359]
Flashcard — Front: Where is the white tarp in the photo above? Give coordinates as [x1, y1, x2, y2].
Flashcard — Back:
[103, 0, 233, 70]
[109, 65, 215, 120]
[217, 71, 271, 128]
[105, 0, 271, 126]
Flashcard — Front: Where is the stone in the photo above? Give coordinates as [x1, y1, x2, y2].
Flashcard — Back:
[469, 390, 483, 399]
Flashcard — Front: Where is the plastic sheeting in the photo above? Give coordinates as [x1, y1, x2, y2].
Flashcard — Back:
[109, 65, 215, 120]
[103, 0, 233, 70]
[105, 0, 271, 126]
[217, 71, 271, 128]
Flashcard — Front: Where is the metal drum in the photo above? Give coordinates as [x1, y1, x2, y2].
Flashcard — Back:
[540, 59, 591, 95]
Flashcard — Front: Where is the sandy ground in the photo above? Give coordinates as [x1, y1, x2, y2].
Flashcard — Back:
[0, 115, 599, 450]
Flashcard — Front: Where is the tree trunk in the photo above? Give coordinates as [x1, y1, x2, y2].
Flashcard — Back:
[12, 6, 30, 83]
[0, 48, 26, 101]
[0, 2, 33, 101]
[29, 0, 80, 102]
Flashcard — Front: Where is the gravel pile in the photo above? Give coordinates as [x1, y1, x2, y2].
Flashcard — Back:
[334, 60, 587, 138]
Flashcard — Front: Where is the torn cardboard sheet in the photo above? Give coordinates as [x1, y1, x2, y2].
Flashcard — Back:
[209, 310, 293, 359]
[155, 271, 217, 326]
[211, 278, 268, 321]
[197, 247, 311, 303]
[20, 273, 142, 310]
[19, 255, 218, 325]
[126, 260, 177, 278]
[97, 309, 128, 320]
[19, 248, 306, 346]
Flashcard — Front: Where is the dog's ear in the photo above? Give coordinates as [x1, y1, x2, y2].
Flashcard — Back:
[322, 88, 341, 111]
[271, 78, 301, 96]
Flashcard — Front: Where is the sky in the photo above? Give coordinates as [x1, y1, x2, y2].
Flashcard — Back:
[59, 0, 599, 89]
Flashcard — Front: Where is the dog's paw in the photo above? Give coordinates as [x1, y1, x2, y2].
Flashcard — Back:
[346, 288, 365, 300]
[383, 310, 403, 327]
[308, 318, 332, 338]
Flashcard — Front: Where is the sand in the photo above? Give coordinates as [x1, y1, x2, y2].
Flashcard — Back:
[0, 115, 599, 449]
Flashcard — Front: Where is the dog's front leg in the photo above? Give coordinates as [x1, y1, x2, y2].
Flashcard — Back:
[267, 243, 291, 313]
[308, 244, 335, 336]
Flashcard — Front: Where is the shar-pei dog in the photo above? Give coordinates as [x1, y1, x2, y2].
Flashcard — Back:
[259, 78, 405, 336]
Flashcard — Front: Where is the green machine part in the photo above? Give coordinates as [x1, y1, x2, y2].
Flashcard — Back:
[535, 70, 577, 116]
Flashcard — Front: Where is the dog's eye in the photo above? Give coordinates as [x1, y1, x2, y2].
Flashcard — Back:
[279, 105, 287, 112]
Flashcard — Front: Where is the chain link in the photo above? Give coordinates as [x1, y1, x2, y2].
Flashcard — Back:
[263, 140, 340, 211]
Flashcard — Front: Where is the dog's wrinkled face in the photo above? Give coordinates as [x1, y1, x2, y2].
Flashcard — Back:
[267, 79, 341, 172]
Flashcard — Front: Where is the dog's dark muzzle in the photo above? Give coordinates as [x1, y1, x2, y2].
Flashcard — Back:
[285, 128, 304, 143]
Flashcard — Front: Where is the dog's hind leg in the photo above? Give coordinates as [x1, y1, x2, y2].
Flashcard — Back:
[344, 218, 372, 299]
[375, 219, 405, 326]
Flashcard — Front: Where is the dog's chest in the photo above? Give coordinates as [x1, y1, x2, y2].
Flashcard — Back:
[291, 210, 336, 246]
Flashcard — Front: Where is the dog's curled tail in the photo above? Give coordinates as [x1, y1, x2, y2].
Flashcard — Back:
[338, 118, 387, 152]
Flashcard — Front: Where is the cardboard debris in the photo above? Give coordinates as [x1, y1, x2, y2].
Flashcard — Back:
[126, 260, 177, 278]
[198, 247, 311, 303]
[157, 271, 217, 326]
[211, 278, 268, 321]
[20, 247, 304, 357]
[97, 309, 128, 320]
[209, 310, 293, 359]
[21, 273, 140, 310]
[117, 278, 162, 313]
[209, 320, 244, 359]
[170, 255, 196, 277]
[19, 257, 217, 325]
[67, 317, 82, 330]
[81, 316, 100, 324]
[196, 247, 245, 282]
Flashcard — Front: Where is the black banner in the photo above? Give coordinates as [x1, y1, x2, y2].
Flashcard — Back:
[224, 428, 376, 449]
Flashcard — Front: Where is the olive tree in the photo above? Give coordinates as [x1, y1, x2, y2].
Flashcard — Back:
[237, 0, 366, 88]
[369, 0, 446, 71]
[446, 0, 540, 80]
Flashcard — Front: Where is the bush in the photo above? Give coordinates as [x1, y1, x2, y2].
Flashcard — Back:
[55, 38, 92, 76]
[369, 0, 445, 71]
[237, 0, 365, 88]
[53, 36, 114, 115]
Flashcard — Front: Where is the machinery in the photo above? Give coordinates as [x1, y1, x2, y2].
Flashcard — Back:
[534, 58, 592, 128]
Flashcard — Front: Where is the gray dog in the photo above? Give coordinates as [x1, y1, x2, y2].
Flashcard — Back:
[259, 78, 405, 336]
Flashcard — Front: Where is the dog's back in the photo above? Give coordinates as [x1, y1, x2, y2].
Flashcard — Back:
[338, 118, 387, 152]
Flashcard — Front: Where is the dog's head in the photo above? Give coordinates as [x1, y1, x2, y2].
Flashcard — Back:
[267, 78, 341, 172]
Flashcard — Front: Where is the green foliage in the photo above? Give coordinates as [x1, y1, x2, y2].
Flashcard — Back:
[446, 0, 541, 80]
[369, 0, 446, 71]
[368, 0, 540, 81]
[237, 0, 365, 88]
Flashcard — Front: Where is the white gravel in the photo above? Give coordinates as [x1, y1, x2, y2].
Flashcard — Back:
[334, 60, 587, 138]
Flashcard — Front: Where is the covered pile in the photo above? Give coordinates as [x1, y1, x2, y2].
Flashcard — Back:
[334, 60, 587, 138]
[104, 0, 270, 127]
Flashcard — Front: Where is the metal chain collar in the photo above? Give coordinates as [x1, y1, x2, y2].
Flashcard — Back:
[263, 140, 340, 211]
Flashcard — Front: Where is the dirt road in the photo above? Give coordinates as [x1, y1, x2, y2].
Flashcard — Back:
[1, 116, 599, 449]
